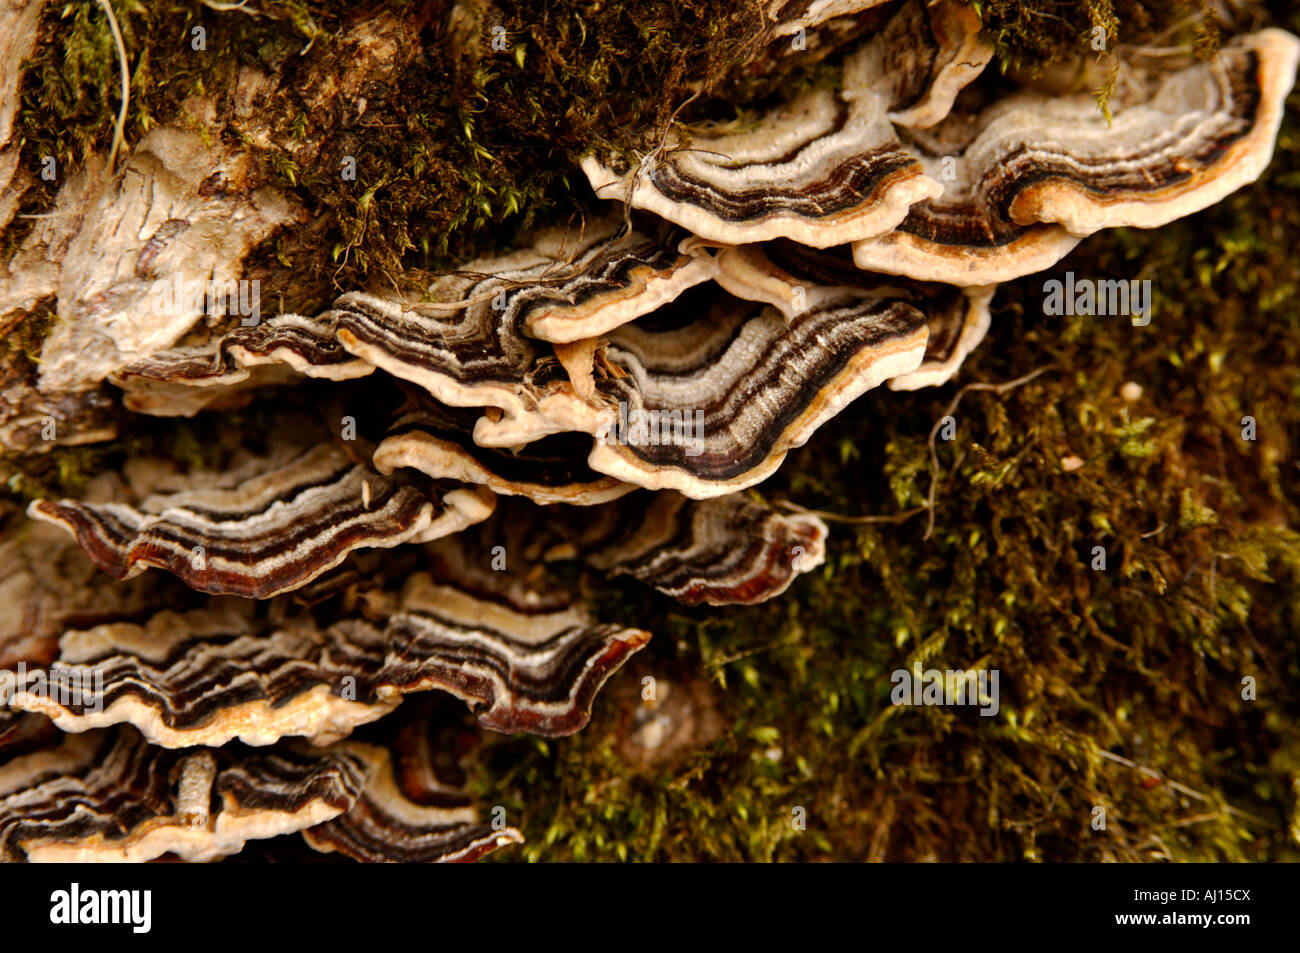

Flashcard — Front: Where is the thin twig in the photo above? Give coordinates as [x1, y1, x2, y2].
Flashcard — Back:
[616, 90, 703, 231]
[97, 0, 130, 175]
[924, 365, 1058, 540]
[773, 499, 926, 526]
[1096, 749, 1266, 825]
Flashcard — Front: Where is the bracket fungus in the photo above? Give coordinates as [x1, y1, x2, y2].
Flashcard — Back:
[711, 240, 995, 389]
[29, 444, 498, 599]
[580, 1, 988, 247]
[0, 714, 520, 863]
[7, 568, 649, 746]
[111, 314, 377, 418]
[563, 491, 828, 607]
[853, 28, 1300, 283]
[374, 402, 637, 506]
[1, 0, 1296, 863]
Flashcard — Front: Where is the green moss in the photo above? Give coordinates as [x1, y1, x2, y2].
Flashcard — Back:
[974, 0, 1221, 74]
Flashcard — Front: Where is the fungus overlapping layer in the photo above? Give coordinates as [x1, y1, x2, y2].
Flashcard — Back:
[711, 240, 994, 389]
[324, 215, 716, 423]
[300, 728, 525, 863]
[427, 492, 829, 608]
[580, 289, 928, 495]
[2, 0, 1296, 863]
[111, 314, 376, 417]
[0, 713, 520, 863]
[29, 444, 498, 599]
[545, 492, 828, 607]
[7, 568, 649, 745]
[580, 0, 988, 247]
[853, 28, 1300, 283]
[374, 402, 637, 506]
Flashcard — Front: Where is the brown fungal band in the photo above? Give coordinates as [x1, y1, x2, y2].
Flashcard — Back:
[0, 724, 366, 862]
[111, 314, 375, 417]
[419, 491, 827, 608]
[853, 28, 1300, 283]
[512, 216, 719, 345]
[6, 568, 647, 745]
[581, 288, 929, 496]
[711, 240, 995, 389]
[327, 215, 715, 429]
[28, 445, 497, 598]
[580, 87, 936, 248]
[300, 734, 524, 863]
[554, 492, 829, 607]
[373, 402, 636, 506]
[380, 573, 651, 736]
[5, 604, 400, 748]
[579, 0, 989, 248]
[0, 717, 519, 863]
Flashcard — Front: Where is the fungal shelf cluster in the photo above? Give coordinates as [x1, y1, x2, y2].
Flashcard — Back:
[0, 0, 1295, 861]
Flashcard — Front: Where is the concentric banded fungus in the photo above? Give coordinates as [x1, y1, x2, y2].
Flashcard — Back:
[579, 92, 934, 248]
[421, 490, 826, 607]
[330, 289, 574, 438]
[886, 282, 993, 390]
[300, 737, 523, 863]
[379, 572, 650, 735]
[508, 215, 718, 345]
[581, 290, 928, 496]
[712, 240, 996, 389]
[374, 402, 635, 505]
[712, 237, 991, 376]
[111, 315, 375, 417]
[464, 282, 929, 497]
[869, 0, 993, 130]
[0, 721, 521, 862]
[552, 491, 828, 606]
[7, 0, 1291, 866]
[579, 0, 993, 247]
[0, 726, 367, 862]
[329, 214, 715, 431]
[28, 444, 496, 598]
[6, 562, 647, 744]
[854, 28, 1300, 283]
[6, 606, 397, 747]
